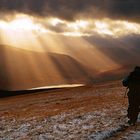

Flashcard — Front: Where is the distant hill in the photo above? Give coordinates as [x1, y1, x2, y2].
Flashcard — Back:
[0, 44, 139, 90]
[93, 65, 135, 83]
[0, 45, 94, 90]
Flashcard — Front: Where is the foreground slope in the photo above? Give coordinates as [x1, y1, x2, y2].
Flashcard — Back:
[0, 81, 139, 139]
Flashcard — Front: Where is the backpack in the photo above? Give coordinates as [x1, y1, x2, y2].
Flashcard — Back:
[123, 67, 140, 88]
[122, 77, 129, 87]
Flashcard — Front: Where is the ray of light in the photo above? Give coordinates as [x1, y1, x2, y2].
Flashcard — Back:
[1, 13, 140, 90]
[0, 32, 68, 89]
[59, 36, 120, 72]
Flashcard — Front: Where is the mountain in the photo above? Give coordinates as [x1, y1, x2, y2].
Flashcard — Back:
[0, 44, 138, 91]
[93, 65, 135, 83]
[48, 35, 140, 74]
[0, 45, 94, 90]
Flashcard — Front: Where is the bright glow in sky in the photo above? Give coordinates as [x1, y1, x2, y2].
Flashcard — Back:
[0, 15, 42, 32]
[1, 13, 140, 38]
[49, 18, 65, 26]
[93, 19, 140, 37]
[67, 20, 89, 31]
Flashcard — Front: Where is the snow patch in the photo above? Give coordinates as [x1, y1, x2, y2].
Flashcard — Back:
[128, 132, 140, 140]
[88, 124, 129, 140]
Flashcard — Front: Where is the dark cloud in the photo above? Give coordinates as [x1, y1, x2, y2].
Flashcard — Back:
[107, 0, 140, 22]
[0, 0, 140, 22]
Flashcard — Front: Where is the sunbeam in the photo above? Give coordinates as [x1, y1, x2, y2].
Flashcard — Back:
[0, 13, 140, 89]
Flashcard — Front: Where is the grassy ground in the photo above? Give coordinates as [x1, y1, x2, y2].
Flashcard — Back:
[0, 81, 139, 139]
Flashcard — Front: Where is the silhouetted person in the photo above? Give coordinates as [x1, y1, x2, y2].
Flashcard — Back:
[122, 66, 140, 125]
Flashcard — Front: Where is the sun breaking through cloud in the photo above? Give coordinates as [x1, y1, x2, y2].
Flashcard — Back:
[1, 13, 140, 39]
[0, 14, 47, 33]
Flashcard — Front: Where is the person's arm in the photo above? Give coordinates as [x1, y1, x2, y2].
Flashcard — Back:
[122, 76, 129, 87]
[122, 72, 133, 87]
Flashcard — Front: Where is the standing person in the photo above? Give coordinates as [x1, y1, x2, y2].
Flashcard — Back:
[122, 66, 140, 125]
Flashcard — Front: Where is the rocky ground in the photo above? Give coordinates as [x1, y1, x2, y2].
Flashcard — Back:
[0, 81, 140, 140]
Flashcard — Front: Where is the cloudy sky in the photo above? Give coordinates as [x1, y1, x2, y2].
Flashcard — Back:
[0, 0, 140, 22]
[0, 0, 140, 72]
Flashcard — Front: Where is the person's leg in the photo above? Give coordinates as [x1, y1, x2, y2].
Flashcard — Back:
[127, 96, 133, 119]
[127, 106, 131, 119]
[127, 97, 139, 125]
[129, 107, 139, 124]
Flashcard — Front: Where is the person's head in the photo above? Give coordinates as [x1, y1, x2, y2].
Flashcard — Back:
[134, 66, 140, 71]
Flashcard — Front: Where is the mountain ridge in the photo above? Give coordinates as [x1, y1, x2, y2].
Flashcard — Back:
[0, 44, 94, 90]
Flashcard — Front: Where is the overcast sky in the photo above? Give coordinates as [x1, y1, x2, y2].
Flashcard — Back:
[0, 0, 140, 22]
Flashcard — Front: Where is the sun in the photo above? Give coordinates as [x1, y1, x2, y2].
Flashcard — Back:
[9, 17, 38, 31]
[0, 14, 48, 51]
[0, 14, 46, 33]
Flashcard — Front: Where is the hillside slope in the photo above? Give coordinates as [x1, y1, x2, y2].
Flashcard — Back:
[0, 45, 93, 90]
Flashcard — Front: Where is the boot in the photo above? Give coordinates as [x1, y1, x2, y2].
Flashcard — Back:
[127, 120, 136, 126]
